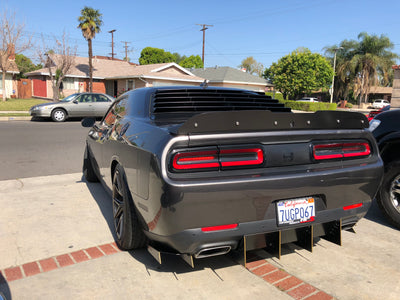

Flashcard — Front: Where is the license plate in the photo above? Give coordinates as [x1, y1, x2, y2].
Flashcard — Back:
[276, 197, 315, 225]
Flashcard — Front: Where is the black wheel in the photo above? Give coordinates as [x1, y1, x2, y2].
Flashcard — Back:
[83, 145, 99, 182]
[51, 108, 67, 122]
[113, 164, 147, 250]
[377, 160, 400, 229]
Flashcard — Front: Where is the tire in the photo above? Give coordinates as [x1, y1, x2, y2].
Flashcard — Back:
[112, 164, 147, 250]
[51, 108, 67, 122]
[83, 145, 99, 182]
[377, 160, 400, 229]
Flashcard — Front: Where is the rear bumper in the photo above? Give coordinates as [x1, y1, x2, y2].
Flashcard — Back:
[146, 204, 370, 255]
[139, 159, 382, 255]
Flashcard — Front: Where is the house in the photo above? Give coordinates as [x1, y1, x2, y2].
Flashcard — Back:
[390, 65, 400, 108]
[189, 66, 273, 92]
[0, 45, 19, 99]
[25, 55, 204, 99]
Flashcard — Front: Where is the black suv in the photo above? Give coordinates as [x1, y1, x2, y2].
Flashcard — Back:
[370, 109, 400, 228]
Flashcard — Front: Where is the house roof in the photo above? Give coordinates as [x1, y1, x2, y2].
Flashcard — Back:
[368, 86, 392, 94]
[25, 55, 204, 83]
[189, 66, 272, 86]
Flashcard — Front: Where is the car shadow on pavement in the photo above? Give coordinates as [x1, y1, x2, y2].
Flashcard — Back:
[82, 175, 240, 274]
[0, 272, 11, 300]
[128, 248, 239, 276]
[82, 176, 118, 241]
[364, 199, 397, 230]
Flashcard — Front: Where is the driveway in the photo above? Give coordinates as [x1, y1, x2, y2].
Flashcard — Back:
[1, 172, 399, 299]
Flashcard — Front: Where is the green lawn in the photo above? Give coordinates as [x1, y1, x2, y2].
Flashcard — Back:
[0, 98, 50, 111]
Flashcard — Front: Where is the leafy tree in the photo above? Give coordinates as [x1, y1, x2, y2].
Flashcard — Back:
[15, 54, 41, 79]
[139, 47, 176, 65]
[179, 55, 203, 69]
[325, 32, 398, 104]
[264, 49, 333, 100]
[0, 9, 32, 101]
[172, 52, 187, 64]
[239, 56, 264, 77]
[77, 6, 103, 92]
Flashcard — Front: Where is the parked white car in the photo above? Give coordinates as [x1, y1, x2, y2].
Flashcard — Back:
[298, 97, 319, 102]
[372, 99, 390, 109]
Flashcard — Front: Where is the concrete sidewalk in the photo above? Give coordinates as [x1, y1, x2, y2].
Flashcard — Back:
[0, 111, 30, 122]
[0, 173, 292, 300]
[1, 173, 399, 299]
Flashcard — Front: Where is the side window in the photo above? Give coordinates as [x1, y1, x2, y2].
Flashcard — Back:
[103, 96, 129, 127]
[97, 95, 109, 102]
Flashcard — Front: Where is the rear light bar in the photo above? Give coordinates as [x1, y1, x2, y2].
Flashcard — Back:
[201, 223, 238, 232]
[172, 147, 264, 171]
[313, 142, 371, 160]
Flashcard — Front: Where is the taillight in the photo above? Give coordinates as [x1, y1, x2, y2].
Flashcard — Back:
[313, 142, 370, 160]
[171, 147, 264, 172]
[172, 150, 219, 170]
[220, 148, 264, 167]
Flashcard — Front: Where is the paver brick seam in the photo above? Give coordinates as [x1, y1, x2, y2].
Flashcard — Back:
[287, 283, 317, 300]
[246, 258, 335, 300]
[0, 242, 119, 283]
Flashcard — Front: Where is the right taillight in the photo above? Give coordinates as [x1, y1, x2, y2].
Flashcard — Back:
[313, 142, 371, 161]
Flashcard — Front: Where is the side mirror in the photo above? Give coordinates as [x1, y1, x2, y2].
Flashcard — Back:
[73, 99, 79, 104]
[81, 118, 96, 128]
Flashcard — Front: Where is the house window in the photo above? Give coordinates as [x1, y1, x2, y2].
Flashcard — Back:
[63, 77, 75, 90]
[126, 79, 134, 91]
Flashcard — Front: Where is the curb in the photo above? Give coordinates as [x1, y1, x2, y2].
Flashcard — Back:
[0, 116, 31, 121]
[1, 242, 121, 282]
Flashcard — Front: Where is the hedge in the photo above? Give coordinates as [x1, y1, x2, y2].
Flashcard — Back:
[279, 100, 337, 112]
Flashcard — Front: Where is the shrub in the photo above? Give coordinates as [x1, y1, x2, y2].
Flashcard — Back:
[266, 92, 284, 101]
[279, 100, 337, 112]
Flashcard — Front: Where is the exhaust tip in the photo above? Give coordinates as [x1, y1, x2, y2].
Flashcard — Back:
[194, 245, 231, 259]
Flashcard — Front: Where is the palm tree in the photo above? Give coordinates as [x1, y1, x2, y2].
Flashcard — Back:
[77, 7, 103, 92]
[325, 33, 398, 105]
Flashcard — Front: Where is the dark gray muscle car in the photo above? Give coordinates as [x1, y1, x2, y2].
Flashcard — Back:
[82, 86, 383, 265]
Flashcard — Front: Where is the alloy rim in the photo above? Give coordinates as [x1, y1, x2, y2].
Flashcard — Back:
[390, 174, 400, 213]
[112, 171, 124, 239]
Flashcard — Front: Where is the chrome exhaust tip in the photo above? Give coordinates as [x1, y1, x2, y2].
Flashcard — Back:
[194, 245, 232, 259]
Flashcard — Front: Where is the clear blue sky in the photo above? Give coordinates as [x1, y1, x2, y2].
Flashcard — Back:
[2, 0, 400, 69]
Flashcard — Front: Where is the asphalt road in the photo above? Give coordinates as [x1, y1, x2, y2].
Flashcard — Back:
[0, 120, 90, 180]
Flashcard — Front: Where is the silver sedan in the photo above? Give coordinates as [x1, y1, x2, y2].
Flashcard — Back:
[29, 93, 115, 122]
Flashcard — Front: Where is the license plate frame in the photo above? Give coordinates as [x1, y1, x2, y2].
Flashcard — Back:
[276, 197, 315, 225]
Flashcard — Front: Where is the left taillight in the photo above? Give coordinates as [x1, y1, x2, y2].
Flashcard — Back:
[313, 142, 371, 161]
[172, 150, 219, 171]
[171, 147, 264, 172]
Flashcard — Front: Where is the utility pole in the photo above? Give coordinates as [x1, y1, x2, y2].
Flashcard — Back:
[196, 24, 213, 65]
[108, 29, 116, 60]
[122, 41, 131, 61]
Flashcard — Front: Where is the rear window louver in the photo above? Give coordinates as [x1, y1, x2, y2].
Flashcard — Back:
[152, 89, 290, 115]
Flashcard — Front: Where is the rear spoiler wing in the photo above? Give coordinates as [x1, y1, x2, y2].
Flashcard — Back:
[176, 110, 369, 135]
